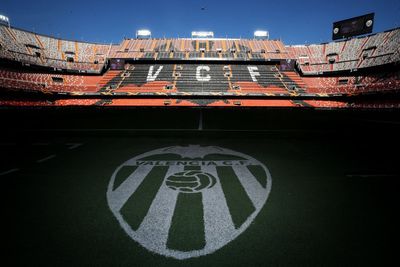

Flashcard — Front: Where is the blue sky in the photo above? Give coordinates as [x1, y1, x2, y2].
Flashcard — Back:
[1, 0, 399, 45]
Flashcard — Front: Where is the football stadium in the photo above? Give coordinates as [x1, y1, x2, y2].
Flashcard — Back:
[2, 1, 400, 266]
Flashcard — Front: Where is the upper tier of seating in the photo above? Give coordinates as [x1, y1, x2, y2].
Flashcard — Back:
[0, 25, 112, 73]
[288, 28, 400, 74]
[0, 25, 399, 74]
[110, 38, 288, 60]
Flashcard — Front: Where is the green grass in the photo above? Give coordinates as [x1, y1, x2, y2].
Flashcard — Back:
[8, 131, 399, 266]
[217, 166, 256, 229]
[247, 165, 268, 188]
[113, 166, 138, 190]
[166, 192, 205, 251]
[120, 166, 168, 231]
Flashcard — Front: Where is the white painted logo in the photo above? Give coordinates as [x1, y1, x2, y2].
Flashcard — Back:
[196, 66, 211, 82]
[147, 66, 164, 81]
[107, 145, 272, 259]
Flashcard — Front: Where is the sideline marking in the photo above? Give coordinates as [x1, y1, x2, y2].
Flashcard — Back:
[360, 119, 400, 125]
[346, 174, 398, 178]
[0, 168, 19, 176]
[36, 154, 56, 163]
[66, 143, 83, 150]
[27, 128, 326, 133]
[198, 111, 203, 131]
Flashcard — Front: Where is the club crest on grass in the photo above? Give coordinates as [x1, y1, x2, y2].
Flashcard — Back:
[107, 145, 272, 259]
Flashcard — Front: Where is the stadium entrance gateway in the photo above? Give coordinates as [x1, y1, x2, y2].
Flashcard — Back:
[107, 145, 272, 259]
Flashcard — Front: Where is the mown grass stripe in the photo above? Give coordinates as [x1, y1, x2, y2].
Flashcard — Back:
[217, 166, 256, 229]
[113, 166, 138, 190]
[120, 166, 168, 231]
[247, 165, 268, 188]
[166, 192, 205, 251]
[166, 164, 205, 251]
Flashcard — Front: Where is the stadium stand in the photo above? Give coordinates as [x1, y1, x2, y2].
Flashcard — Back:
[91, 64, 305, 95]
[289, 28, 400, 74]
[0, 24, 399, 107]
[0, 67, 100, 92]
[302, 70, 400, 95]
[0, 25, 111, 73]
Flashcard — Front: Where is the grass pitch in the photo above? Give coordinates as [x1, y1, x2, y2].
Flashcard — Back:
[4, 108, 400, 266]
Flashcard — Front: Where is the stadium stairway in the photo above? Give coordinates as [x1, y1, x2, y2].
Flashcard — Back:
[230, 65, 289, 93]
[281, 71, 307, 93]
[98, 70, 122, 91]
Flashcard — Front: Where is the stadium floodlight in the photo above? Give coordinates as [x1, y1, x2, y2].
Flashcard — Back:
[0, 14, 10, 27]
[136, 29, 151, 39]
[254, 30, 269, 40]
[191, 31, 214, 38]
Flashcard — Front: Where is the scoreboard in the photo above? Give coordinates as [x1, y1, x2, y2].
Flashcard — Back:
[332, 13, 374, 40]
[110, 59, 125, 70]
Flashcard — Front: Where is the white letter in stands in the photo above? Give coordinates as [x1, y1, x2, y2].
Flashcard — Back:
[147, 66, 164, 82]
[196, 66, 211, 82]
[247, 66, 260, 82]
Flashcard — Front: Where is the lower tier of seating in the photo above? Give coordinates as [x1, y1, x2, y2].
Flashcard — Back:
[1, 98, 399, 109]
[1, 64, 398, 97]
[302, 70, 400, 95]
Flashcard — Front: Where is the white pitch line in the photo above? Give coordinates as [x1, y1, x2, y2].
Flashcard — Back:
[198, 110, 203, 131]
[232, 165, 266, 208]
[109, 165, 154, 212]
[0, 168, 19, 176]
[346, 174, 399, 178]
[201, 165, 235, 250]
[28, 128, 327, 133]
[361, 119, 400, 125]
[66, 143, 83, 150]
[136, 166, 182, 250]
[36, 154, 56, 163]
